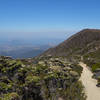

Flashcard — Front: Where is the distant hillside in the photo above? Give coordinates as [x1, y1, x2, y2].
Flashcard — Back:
[41, 29, 100, 57]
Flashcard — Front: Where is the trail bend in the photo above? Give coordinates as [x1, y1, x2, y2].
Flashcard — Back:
[80, 62, 100, 100]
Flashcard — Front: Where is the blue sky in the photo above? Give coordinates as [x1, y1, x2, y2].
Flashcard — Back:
[0, 0, 100, 39]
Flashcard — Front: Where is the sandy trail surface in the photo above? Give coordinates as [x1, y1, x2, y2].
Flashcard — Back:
[80, 62, 100, 100]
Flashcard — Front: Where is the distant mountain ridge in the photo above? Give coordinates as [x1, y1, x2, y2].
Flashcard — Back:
[41, 29, 100, 57]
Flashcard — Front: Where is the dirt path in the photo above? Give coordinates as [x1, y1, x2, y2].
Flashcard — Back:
[58, 97, 63, 100]
[80, 62, 100, 100]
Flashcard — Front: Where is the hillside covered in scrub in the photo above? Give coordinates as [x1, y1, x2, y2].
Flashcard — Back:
[41, 29, 100, 86]
[1, 29, 100, 100]
[41, 29, 100, 57]
[0, 56, 86, 100]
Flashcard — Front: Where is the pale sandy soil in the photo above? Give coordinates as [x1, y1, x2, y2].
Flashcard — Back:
[58, 98, 63, 100]
[80, 62, 100, 100]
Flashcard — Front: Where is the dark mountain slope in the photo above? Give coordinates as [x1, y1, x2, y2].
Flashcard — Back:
[41, 29, 100, 57]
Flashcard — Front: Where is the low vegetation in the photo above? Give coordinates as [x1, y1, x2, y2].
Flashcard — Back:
[92, 63, 100, 72]
[0, 56, 86, 100]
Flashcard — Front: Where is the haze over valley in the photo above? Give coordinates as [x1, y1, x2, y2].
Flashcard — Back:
[0, 0, 100, 100]
[0, 34, 72, 58]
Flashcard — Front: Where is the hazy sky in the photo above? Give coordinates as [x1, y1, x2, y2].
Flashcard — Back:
[0, 0, 100, 39]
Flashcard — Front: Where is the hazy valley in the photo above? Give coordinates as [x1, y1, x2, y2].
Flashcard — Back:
[0, 29, 100, 100]
[0, 37, 64, 58]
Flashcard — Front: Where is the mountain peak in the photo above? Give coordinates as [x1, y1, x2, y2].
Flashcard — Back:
[40, 29, 100, 57]
[81, 28, 100, 31]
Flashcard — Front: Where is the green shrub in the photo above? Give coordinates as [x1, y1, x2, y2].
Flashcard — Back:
[0, 92, 19, 100]
[92, 63, 100, 72]
[25, 75, 40, 83]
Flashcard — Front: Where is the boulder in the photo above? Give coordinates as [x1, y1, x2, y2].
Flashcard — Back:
[70, 71, 79, 77]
